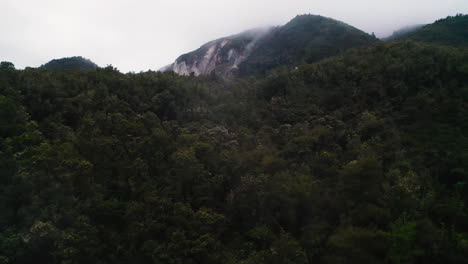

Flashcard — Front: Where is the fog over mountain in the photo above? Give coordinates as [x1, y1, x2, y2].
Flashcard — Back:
[162, 14, 378, 77]
[1, 0, 467, 72]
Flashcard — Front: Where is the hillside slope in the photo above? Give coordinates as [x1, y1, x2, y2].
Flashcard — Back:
[388, 14, 468, 46]
[383, 24, 425, 41]
[239, 14, 377, 75]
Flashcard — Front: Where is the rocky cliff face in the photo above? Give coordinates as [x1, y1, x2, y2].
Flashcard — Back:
[161, 28, 272, 77]
[172, 39, 237, 76]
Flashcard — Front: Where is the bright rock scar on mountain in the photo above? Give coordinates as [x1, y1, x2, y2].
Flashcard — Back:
[161, 27, 273, 77]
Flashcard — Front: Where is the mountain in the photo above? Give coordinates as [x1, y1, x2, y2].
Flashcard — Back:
[163, 14, 377, 77]
[239, 14, 377, 75]
[42, 56, 98, 70]
[387, 14, 468, 46]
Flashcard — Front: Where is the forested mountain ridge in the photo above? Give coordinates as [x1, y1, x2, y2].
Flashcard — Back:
[383, 24, 425, 41]
[238, 14, 377, 76]
[42, 56, 98, 70]
[163, 14, 377, 77]
[386, 14, 468, 46]
[1, 38, 467, 263]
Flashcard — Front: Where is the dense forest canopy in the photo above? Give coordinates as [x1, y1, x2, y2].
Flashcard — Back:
[1, 13, 468, 264]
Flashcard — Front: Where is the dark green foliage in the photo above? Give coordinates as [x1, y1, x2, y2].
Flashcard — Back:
[42, 56, 98, 71]
[0, 39, 467, 263]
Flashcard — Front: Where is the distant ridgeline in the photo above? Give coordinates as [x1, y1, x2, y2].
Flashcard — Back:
[386, 14, 468, 46]
[42, 56, 98, 70]
[161, 14, 468, 78]
[40, 15, 468, 76]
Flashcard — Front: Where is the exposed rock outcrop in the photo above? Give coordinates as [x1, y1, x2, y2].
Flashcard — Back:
[161, 27, 272, 77]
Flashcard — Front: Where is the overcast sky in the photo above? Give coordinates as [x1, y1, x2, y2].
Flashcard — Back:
[1, 0, 466, 72]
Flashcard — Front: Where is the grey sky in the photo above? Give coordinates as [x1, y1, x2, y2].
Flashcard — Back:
[1, 0, 466, 72]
